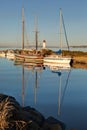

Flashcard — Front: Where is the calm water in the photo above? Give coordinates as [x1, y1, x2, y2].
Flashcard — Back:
[0, 58, 87, 130]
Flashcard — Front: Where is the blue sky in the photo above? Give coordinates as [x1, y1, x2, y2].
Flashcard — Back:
[0, 0, 87, 48]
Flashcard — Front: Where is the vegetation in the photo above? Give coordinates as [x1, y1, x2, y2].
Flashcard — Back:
[62, 50, 87, 57]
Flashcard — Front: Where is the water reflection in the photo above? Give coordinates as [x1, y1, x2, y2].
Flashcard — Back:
[1, 58, 87, 130]
[22, 65, 25, 106]
[50, 65, 71, 116]
[15, 60, 71, 116]
[18, 62, 45, 106]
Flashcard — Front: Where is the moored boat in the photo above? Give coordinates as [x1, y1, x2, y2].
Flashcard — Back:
[0, 51, 6, 58]
[24, 54, 43, 63]
[44, 54, 71, 65]
[6, 50, 15, 60]
[14, 53, 25, 62]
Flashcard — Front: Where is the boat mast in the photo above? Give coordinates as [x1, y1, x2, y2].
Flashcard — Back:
[35, 16, 39, 50]
[60, 8, 70, 51]
[60, 8, 62, 51]
[22, 7, 24, 49]
[62, 13, 70, 51]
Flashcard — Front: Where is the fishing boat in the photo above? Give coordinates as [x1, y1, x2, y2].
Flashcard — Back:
[44, 8, 71, 66]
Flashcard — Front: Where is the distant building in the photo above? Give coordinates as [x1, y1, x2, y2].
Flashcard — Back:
[43, 40, 46, 48]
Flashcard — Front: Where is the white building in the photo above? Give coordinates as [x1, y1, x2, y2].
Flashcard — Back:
[43, 40, 46, 48]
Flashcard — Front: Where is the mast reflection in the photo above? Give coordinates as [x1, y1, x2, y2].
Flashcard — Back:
[21, 63, 45, 106]
[22, 65, 25, 106]
[50, 65, 71, 116]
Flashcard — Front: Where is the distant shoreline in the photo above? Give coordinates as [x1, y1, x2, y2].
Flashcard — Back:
[0, 45, 87, 49]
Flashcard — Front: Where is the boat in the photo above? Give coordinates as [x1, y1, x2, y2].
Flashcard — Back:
[44, 54, 71, 65]
[24, 54, 43, 63]
[43, 8, 71, 66]
[14, 53, 25, 62]
[0, 51, 6, 58]
[6, 50, 15, 60]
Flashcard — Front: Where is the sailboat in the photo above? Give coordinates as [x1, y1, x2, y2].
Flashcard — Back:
[14, 7, 43, 64]
[43, 8, 71, 66]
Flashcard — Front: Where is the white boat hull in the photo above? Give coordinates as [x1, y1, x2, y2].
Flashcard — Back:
[44, 56, 71, 64]
[6, 53, 15, 60]
[0, 52, 6, 58]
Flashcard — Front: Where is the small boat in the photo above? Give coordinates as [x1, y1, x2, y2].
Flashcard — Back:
[0, 51, 6, 58]
[6, 50, 15, 60]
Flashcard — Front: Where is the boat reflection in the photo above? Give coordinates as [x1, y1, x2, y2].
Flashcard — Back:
[18, 62, 45, 106]
[44, 62, 71, 70]
[22, 65, 25, 106]
[50, 64, 71, 116]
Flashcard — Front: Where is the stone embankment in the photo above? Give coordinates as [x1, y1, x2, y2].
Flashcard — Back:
[0, 94, 65, 130]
